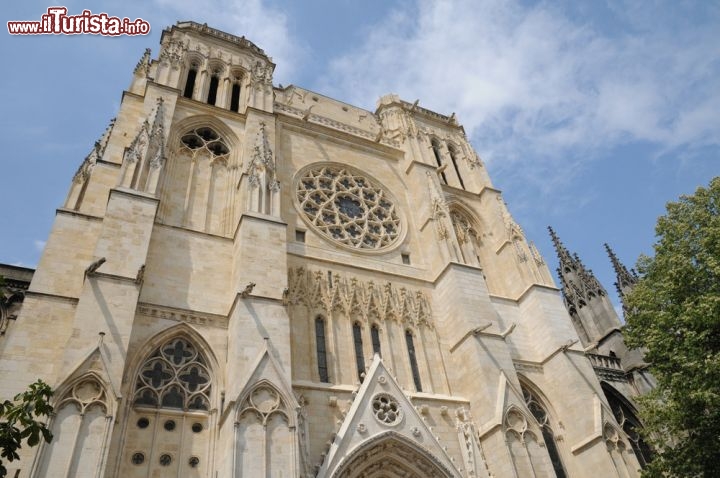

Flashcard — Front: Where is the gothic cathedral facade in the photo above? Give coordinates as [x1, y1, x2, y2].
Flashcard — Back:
[0, 22, 652, 478]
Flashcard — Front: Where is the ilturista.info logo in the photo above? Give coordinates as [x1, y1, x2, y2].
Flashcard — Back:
[7, 7, 150, 35]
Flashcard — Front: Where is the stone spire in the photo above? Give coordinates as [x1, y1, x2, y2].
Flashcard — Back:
[548, 227, 615, 346]
[548, 227, 606, 299]
[604, 243, 638, 311]
[548, 226, 574, 273]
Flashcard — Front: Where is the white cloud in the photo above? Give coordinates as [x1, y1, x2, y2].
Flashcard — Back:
[151, 0, 303, 83]
[320, 0, 720, 202]
[33, 240, 46, 252]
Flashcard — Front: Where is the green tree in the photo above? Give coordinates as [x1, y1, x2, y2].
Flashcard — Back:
[624, 176, 720, 477]
[0, 380, 54, 478]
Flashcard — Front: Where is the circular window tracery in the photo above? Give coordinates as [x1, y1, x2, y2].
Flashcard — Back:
[295, 165, 402, 250]
[371, 393, 402, 426]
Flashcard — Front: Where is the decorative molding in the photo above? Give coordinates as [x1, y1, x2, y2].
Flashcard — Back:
[274, 102, 400, 148]
[513, 360, 543, 374]
[170, 21, 270, 60]
[136, 303, 228, 328]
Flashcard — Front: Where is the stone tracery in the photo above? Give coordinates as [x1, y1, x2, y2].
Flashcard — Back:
[180, 126, 230, 159]
[296, 165, 401, 250]
[371, 393, 402, 426]
[133, 337, 212, 411]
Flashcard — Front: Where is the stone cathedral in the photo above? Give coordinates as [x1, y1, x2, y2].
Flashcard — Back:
[0, 22, 655, 478]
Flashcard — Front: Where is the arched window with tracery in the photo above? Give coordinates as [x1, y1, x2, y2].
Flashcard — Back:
[158, 124, 232, 235]
[134, 337, 211, 410]
[235, 383, 295, 477]
[450, 207, 482, 268]
[602, 383, 652, 468]
[504, 407, 554, 478]
[36, 376, 111, 477]
[521, 383, 567, 478]
[118, 336, 213, 477]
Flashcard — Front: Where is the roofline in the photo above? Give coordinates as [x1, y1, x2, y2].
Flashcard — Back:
[161, 21, 275, 68]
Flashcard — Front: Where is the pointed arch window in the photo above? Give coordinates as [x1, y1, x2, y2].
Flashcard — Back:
[134, 337, 211, 411]
[371, 324, 381, 357]
[521, 384, 567, 478]
[37, 377, 111, 477]
[450, 208, 482, 267]
[230, 83, 241, 112]
[315, 317, 330, 383]
[431, 139, 448, 185]
[207, 75, 220, 106]
[183, 68, 197, 99]
[405, 330, 422, 392]
[448, 145, 465, 189]
[352, 322, 365, 382]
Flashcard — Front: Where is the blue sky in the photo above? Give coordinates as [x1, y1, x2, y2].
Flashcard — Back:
[1, 0, 718, 312]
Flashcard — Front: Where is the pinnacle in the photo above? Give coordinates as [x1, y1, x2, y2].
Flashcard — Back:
[604, 242, 638, 306]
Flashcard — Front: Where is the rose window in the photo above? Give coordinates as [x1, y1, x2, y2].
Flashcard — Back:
[371, 393, 402, 425]
[296, 165, 401, 250]
[134, 338, 211, 411]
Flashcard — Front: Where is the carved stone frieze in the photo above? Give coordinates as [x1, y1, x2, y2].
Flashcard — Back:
[287, 267, 434, 328]
[377, 105, 418, 143]
[159, 38, 187, 67]
[251, 60, 273, 85]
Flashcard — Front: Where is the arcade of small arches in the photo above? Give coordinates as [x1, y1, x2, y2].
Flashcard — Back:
[181, 55, 246, 113]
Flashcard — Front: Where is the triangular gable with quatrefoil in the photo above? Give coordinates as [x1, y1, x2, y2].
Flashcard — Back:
[316, 354, 462, 478]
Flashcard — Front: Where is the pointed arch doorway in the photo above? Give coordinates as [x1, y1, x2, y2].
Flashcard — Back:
[333, 432, 456, 478]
